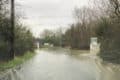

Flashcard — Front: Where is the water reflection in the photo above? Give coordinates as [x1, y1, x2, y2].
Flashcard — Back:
[0, 48, 120, 80]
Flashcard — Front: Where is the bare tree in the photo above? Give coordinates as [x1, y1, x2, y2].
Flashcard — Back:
[109, 0, 120, 18]
[71, 7, 97, 49]
[91, 0, 120, 18]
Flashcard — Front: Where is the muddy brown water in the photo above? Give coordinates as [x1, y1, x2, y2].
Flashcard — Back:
[0, 48, 120, 80]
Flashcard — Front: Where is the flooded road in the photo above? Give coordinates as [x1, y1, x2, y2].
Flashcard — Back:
[0, 48, 120, 80]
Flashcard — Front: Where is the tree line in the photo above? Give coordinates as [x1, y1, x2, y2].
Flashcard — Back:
[0, 0, 35, 61]
[41, 0, 120, 63]
[95, 0, 120, 63]
[64, 0, 120, 63]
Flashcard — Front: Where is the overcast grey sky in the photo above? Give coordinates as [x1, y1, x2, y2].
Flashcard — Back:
[16, 0, 89, 37]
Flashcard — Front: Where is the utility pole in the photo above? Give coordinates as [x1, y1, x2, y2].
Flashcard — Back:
[9, 0, 15, 60]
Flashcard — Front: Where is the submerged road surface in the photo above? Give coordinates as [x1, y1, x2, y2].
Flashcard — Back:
[0, 48, 120, 80]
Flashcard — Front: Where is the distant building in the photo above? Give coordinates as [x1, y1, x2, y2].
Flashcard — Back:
[34, 38, 44, 48]
[90, 37, 100, 54]
[44, 43, 49, 46]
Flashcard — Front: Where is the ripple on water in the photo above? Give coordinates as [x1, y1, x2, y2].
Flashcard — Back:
[0, 49, 120, 80]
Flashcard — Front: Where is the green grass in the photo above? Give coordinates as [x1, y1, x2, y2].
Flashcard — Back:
[0, 52, 35, 71]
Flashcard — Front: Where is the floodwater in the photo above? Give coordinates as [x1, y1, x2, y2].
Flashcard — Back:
[0, 48, 120, 80]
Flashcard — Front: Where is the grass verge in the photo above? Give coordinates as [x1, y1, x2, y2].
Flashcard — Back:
[0, 52, 35, 71]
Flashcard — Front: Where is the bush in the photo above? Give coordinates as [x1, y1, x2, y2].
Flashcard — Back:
[0, 19, 35, 60]
[14, 25, 35, 56]
[96, 17, 120, 64]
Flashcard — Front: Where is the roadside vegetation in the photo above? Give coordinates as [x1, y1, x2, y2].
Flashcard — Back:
[0, 0, 35, 70]
[0, 52, 35, 71]
[94, 0, 120, 64]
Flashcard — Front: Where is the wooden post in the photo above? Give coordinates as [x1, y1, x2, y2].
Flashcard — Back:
[9, 0, 15, 59]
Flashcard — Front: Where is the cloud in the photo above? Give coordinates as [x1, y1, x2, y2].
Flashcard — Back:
[17, 0, 89, 37]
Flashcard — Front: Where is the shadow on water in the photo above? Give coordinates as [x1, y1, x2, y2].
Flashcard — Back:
[0, 48, 120, 80]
